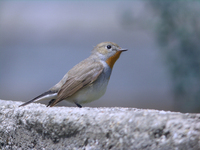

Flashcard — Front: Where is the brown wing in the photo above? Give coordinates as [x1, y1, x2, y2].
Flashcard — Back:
[49, 61, 104, 107]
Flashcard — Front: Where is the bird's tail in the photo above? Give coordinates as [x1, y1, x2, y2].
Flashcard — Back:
[19, 90, 57, 107]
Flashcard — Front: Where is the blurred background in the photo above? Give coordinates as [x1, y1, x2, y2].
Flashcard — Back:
[0, 1, 200, 113]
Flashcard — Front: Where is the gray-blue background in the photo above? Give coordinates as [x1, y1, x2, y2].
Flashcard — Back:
[1, 1, 199, 112]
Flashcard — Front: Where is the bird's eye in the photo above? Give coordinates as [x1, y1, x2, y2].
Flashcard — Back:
[107, 45, 112, 49]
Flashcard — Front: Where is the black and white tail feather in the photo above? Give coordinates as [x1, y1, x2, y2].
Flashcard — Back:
[19, 90, 57, 107]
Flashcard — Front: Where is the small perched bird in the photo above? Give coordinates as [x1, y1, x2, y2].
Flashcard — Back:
[19, 42, 127, 108]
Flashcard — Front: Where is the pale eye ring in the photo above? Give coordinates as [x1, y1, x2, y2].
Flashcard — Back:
[107, 45, 112, 49]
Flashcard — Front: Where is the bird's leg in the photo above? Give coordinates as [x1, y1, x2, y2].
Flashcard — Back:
[47, 99, 56, 107]
[74, 102, 82, 108]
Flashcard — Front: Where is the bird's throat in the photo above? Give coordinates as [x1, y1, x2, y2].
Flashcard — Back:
[106, 51, 122, 69]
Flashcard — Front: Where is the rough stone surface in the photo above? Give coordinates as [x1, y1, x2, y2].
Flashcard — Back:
[0, 100, 200, 150]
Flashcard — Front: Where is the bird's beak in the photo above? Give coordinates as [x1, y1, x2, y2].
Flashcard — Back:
[118, 48, 128, 52]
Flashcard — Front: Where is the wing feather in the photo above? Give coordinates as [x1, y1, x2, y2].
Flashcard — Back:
[49, 61, 104, 106]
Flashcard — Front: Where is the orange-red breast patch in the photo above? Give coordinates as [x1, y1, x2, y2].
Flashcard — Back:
[106, 51, 122, 69]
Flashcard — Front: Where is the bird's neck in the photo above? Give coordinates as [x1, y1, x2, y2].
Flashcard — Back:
[106, 51, 122, 69]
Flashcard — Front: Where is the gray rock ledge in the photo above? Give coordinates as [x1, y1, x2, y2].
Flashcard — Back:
[0, 100, 200, 150]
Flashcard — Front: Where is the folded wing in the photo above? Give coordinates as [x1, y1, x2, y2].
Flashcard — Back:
[49, 61, 104, 107]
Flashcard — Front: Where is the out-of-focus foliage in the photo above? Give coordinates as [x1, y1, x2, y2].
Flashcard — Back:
[149, 1, 200, 112]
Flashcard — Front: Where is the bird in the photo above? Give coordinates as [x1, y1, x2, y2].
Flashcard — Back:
[19, 42, 127, 108]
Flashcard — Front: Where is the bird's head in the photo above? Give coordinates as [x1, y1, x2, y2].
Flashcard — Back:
[92, 42, 127, 68]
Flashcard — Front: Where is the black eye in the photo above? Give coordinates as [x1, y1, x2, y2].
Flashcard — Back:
[107, 45, 112, 49]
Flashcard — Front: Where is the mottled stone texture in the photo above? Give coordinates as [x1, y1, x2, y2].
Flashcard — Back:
[0, 100, 200, 150]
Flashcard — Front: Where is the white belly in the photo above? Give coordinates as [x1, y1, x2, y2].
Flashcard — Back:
[66, 65, 112, 104]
